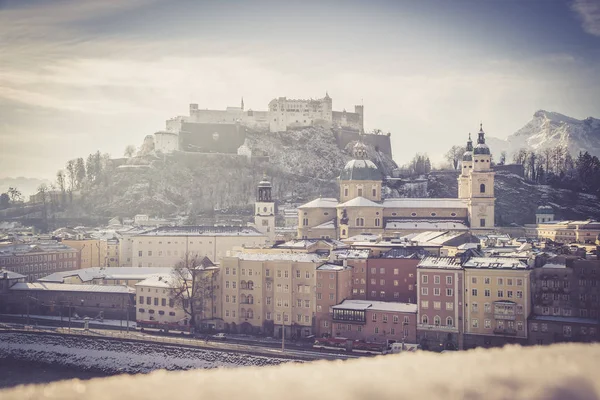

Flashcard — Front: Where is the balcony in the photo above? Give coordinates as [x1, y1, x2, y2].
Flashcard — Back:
[493, 328, 517, 336]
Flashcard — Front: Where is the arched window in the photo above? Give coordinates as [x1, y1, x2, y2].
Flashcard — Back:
[480, 183, 486, 193]
[344, 187, 349, 197]
[372, 188, 377, 197]
[375, 218, 380, 227]
[248, 295, 254, 304]
[446, 317, 453, 327]
[248, 309, 254, 319]
[355, 217, 364, 227]
[357, 188, 363, 197]
[247, 280, 254, 290]
[240, 294, 247, 304]
[342, 229, 346, 236]
[240, 280, 247, 289]
[434, 316, 441, 326]
[422, 315, 428, 325]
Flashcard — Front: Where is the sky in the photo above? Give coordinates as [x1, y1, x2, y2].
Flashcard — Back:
[1, 0, 600, 180]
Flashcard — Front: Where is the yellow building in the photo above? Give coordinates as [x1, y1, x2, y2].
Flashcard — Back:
[462, 257, 532, 348]
[62, 239, 107, 268]
[220, 249, 326, 338]
[298, 126, 496, 240]
[524, 220, 600, 244]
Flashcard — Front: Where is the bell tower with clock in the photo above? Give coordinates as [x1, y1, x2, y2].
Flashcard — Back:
[255, 174, 276, 241]
[467, 124, 495, 230]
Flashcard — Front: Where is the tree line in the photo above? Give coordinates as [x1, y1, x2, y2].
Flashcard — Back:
[512, 146, 600, 195]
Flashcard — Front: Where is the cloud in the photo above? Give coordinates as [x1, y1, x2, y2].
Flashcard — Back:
[571, 0, 600, 36]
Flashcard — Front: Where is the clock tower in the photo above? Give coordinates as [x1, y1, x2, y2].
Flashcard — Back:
[468, 124, 495, 230]
[254, 174, 276, 241]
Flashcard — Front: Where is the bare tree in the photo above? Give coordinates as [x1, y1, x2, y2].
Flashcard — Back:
[444, 145, 465, 170]
[7, 187, 22, 204]
[124, 145, 136, 158]
[170, 254, 219, 332]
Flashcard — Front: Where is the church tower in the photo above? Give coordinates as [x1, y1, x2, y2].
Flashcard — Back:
[458, 133, 473, 199]
[254, 174, 276, 241]
[468, 124, 495, 230]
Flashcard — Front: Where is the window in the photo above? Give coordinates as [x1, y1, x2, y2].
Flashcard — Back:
[446, 288, 453, 296]
[517, 321, 523, 331]
[372, 313, 377, 322]
[563, 325, 572, 337]
[446, 302, 454, 310]
[484, 289, 491, 297]
[422, 315, 429, 324]
[484, 303, 491, 313]
[434, 288, 440, 296]
[446, 276, 452, 285]
[541, 324, 548, 332]
[480, 218, 485, 227]
[375, 218, 381, 227]
[484, 319, 491, 329]
[507, 291, 513, 298]
[421, 287, 428, 295]
[497, 278, 504, 285]
[422, 275, 428, 284]
[472, 303, 478, 313]
[393, 315, 399, 323]
[472, 319, 479, 328]
[380, 279, 385, 285]
[516, 279, 523, 286]
[394, 268, 399, 275]
[472, 289, 478, 296]
[394, 280, 399, 286]
[516, 291, 523, 299]
[497, 290, 504, 298]
[433, 301, 441, 310]
[434, 275, 440, 284]
[139, 296, 144, 304]
[507, 279, 513, 286]
[433, 316, 441, 326]
[372, 188, 377, 197]
[329, 293, 334, 300]
[484, 277, 490, 285]
[531, 323, 538, 332]
[446, 317, 453, 327]
[471, 277, 477, 284]
[480, 183, 485, 193]
[161, 298, 166, 307]
[421, 300, 429, 309]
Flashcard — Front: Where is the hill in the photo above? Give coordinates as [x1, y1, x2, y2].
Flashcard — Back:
[62, 126, 398, 219]
[427, 170, 600, 225]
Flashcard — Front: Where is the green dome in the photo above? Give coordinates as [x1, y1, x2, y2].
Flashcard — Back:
[340, 159, 383, 181]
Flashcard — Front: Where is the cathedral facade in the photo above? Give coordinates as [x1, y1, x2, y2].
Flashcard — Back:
[297, 125, 495, 239]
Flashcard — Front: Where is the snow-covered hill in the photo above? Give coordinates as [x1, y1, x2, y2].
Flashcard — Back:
[489, 110, 600, 158]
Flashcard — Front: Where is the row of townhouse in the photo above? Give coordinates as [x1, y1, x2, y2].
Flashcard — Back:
[417, 254, 600, 351]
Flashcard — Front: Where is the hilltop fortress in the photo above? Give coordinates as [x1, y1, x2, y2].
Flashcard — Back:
[150, 93, 392, 156]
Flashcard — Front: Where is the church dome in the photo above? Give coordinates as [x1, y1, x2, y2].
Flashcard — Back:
[340, 159, 382, 181]
[473, 124, 491, 155]
[258, 174, 272, 188]
[340, 141, 382, 181]
[463, 151, 473, 161]
[536, 205, 554, 215]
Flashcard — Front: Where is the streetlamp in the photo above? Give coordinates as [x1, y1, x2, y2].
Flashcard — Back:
[281, 312, 286, 352]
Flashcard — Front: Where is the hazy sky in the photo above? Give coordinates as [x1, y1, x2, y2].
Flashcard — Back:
[1, 0, 600, 179]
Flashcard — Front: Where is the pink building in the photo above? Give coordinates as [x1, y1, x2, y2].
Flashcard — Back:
[416, 257, 464, 351]
[330, 299, 417, 345]
[315, 263, 353, 337]
[365, 250, 420, 303]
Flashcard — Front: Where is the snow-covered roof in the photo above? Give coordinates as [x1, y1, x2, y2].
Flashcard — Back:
[418, 256, 463, 269]
[382, 198, 468, 209]
[333, 299, 417, 314]
[0, 269, 26, 279]
[386, 220, 469, 231]
[343, 233, 380, 243]
[463, 257, 528, 269]
[275, 239, 348, 250]
[317, 263, 350, 271]
[38, 267, 177, 283]
[311, 219, 337, 230]
[339, 159, 382, 181]
[10, 282, 135, 294]
[541, 263, 567, 269]
[136, 274, 179, 288]
[0, 242, 77, 256]
[332, 249, 371, 259]
[337, 196, 382, 208]
[297, 198, 339, 209]
[457, 243, 480, 250]
[137, 226, 265, 237]
[531, 315, 599, 325]
[229, 252, 325, 263]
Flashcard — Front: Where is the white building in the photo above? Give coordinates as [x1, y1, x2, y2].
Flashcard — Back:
[131, 226, 268, 268]
[135, 274, 189, 330]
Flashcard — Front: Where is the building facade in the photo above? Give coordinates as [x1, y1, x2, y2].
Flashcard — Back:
[131, 226, 268, 268]
[315, 263, 353, 337]
[0, 242, 80, 282]
[416, 257, 464, 351]
[62, 239, 107, 269]
[463, 257, 532, 348]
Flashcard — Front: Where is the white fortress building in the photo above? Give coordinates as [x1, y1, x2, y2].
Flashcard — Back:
[153, 93, 364, 154]
[297, 125, 496, 239]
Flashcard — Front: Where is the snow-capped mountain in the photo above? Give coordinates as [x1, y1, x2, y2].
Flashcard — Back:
[489, 110, 600, 157]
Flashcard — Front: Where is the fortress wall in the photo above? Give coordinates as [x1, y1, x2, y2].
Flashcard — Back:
[332, 111, 362, 131]
[190, 109, 242, 124]
[335, 130, 392, 156]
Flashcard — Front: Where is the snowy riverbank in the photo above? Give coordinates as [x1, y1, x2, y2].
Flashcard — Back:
[0, 332, 298, 375]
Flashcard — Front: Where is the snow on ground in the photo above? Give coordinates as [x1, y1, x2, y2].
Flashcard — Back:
[0, 314, 136, 328]
[0, 332, 298, 374]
